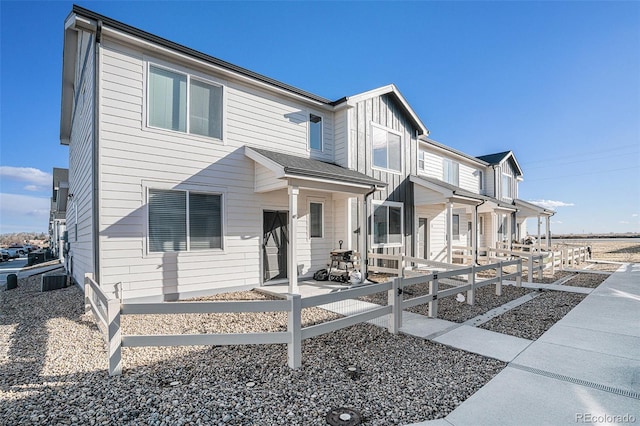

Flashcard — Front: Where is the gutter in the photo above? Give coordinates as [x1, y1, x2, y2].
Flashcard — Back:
[92, 20, 102, 284]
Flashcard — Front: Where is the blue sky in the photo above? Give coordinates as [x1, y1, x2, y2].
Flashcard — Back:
[1, 1, 639, 235]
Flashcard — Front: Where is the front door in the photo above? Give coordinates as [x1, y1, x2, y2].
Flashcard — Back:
[418, 218, 429, 259]
[263, 211, 288, 282]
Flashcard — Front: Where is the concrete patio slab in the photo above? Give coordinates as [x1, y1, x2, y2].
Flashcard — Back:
[400, 316, 460, 339]
[433, 325, 532, 362]
[538, 324, 640, 360]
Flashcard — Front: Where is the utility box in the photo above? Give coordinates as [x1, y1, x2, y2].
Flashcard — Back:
[6, 274, 18, 290]
[41, 274, 68, 292]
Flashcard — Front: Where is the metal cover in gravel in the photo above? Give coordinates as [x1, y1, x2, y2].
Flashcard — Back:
[326, 407, 362, 425]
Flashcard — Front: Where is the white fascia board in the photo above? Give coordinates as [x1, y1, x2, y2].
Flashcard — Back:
[410, 175, 453, 198]
[345, 84, 429, 135]
[499, 151, 524, 177]
[244, 147, 286, 177]
[420, 138, 489, 168]
[100, 26, 332, 111]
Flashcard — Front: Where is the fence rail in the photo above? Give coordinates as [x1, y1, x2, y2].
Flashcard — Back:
[84, 256, 528, 376]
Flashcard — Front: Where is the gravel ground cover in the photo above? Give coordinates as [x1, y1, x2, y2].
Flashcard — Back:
[562, 273, 608, 289]
[478, 291, 587, 340]
[1, 274, 506, 425]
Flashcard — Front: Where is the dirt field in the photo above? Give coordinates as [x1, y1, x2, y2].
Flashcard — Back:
[558, 239, 640, 263]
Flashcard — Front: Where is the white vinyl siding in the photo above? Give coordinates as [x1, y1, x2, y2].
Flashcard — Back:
[96, 39, 339, 300]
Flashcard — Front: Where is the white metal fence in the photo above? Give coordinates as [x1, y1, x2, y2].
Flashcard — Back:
[84, 258, 522, 376]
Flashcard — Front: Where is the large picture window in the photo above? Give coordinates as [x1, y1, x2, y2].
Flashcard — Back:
[443, 159, 459, 186]
[148, 189, 222, 252]
[148, 65, 223, 139]
[372, 201, 403, 246]
[372, 124, 401, 172]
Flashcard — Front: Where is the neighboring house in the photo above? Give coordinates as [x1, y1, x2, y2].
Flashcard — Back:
[60, 6, 551, 301]
[49, 167, 68, 261]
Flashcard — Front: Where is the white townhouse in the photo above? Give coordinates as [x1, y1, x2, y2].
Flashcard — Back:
[60, 6, 399, 301]
[60, 6, 551, 301]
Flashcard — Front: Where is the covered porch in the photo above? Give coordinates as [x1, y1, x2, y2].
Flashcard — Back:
[411, 175, 517, 265]
[514, 199, 555, 250]
[245, 146, 385, 294]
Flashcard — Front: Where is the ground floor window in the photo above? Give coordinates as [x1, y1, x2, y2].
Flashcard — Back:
[452, 214, 460, 240]
[148, 189, 222, 252]
[372, 201, 403, 246]
[309, 201, 323, 238]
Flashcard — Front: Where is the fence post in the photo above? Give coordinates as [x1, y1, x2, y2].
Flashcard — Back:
[84, 273, 93, 315]
[398, 254, 405, 278]
[516, 259, 522, 288]
[287, 294, 302, 369]
[550, 251, 555, 275]
[107, 298, 122, 376]
[496, 262, 503, 296]
[466, 265, 475, 305]
[388, 277, 403, 334]
[537, 255, 543, 279]
[528, 256, 534, 283]
[428, 275, 439, 318]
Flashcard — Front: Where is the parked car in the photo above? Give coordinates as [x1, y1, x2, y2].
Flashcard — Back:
[0, 249, 9, 261]
[5, 245, 27, 258]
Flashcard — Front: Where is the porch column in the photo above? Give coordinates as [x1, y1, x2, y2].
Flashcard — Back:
[546, 216, 551, 250]
[446, 202, 453, 264]
[288, 186, 299, 294]
[507, 212, 513, 251]
[358, 194, 367, 281]
[537, 215, 542, 252]
[471, 207, 478, 264]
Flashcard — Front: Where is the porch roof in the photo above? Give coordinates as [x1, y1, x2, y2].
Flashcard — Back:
[245, 146, 386, 192]
[411, 175, 516, 210]
[514, 198, 555, 217]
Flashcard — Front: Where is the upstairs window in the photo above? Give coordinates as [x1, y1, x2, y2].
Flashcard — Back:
[309, 114, 323, 151]
[148, 65, 223, 139]
[418, 150, 426, 171]
[478, 170, 484, 192]
[372, 201, 403, 246]
[443, 159, 459, 186]
[372, 124, 401, 172]
[502, 174, 513, 199]
[148, 189, 222, 252]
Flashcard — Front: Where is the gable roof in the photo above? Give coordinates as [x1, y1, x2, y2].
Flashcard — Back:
[334, 84, 429, 136]
[245, 147, 386, 189]
[476, 150, 523, 177]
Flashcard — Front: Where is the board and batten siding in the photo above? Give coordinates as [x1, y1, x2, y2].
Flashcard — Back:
[67, 30, 96, 288]
[96, 38, 341, 300]
[348, 94, 419, 257]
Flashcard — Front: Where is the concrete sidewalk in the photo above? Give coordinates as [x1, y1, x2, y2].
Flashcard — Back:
[412, 263, 640, 425]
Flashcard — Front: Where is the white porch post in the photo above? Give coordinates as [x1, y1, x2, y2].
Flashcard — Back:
[358, 194, 367, 281]
[537, 215, 542, 252]
[471, 207, 478, 264]
[446, 202, 453, 264]
[546, 216, 551, 250]
[507, 212, 513, 251]
[288, 186, 299, 294]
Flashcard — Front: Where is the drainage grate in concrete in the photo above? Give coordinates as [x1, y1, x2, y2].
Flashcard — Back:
[510, 364, 640, 400]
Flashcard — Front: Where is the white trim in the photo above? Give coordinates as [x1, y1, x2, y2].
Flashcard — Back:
[370, 122, 403, 174]
[370, 199, 404, 249]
